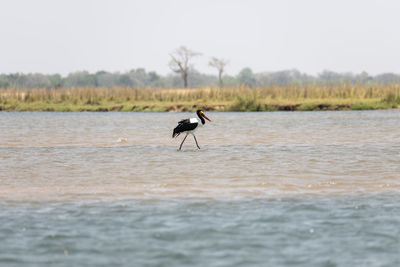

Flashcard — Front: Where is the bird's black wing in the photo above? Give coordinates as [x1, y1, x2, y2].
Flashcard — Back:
[178, 119, 190, 124]
[172, 120, 198, 138]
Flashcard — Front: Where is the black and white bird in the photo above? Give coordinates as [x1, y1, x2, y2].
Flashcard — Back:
[172, 109, 212, 150]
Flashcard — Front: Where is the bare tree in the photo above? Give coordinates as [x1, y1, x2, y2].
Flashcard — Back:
[209, 57, 228, 88]
[169, 46, 201, 88]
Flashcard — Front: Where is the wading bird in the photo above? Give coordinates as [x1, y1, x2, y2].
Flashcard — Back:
[172, 109, 212, 150]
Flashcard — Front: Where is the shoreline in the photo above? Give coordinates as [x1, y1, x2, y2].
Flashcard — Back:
[0, 102, 398, 112]
[1, 85, 399, 112]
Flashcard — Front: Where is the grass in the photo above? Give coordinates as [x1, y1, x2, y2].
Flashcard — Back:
[0, 84, 399, 112]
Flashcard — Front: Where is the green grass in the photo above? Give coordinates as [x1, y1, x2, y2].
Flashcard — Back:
[0, 85, 399, 112]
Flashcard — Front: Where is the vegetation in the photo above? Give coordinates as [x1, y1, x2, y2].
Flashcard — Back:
[209, 57, 229, 88]
[3, 69, 400, 89]
[169, 46, 202, 88]
[1, 84, 399, 112]
[2, 44, 399, 112]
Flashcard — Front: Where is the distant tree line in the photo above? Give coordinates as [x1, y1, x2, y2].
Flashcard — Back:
[2, 68, 400, 89]
[2, 45, 400, 89]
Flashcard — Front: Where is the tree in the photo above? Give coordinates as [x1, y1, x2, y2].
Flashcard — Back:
[209, 57, 228, 88]
[169, 46, 201, 88]
[63, 71, 97, 87]
[237, 67, 256, 87]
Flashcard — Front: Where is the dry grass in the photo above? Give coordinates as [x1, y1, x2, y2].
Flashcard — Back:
[0, 84, 399, 111]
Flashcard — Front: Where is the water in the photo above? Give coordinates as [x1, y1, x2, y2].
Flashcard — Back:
[1, 111, 400, 266]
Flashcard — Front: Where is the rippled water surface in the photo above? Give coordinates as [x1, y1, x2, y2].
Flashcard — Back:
[1, 111, 400, 266]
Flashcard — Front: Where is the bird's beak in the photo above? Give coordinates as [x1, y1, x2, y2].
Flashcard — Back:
[202, 113, 211, 122]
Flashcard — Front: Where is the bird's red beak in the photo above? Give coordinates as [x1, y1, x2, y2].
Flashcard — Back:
[203, 113, 211, 122]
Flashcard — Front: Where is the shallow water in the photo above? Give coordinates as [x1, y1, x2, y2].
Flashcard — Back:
[1, 111, 400, 266]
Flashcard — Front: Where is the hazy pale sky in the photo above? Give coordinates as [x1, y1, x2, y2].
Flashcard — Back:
[1, 0, 400, 75]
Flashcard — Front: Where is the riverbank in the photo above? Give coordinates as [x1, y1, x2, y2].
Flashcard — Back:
[0, 99, 397, 112]
[1, 85, 399, 111]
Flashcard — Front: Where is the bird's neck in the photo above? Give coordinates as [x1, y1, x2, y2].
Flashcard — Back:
[197, 115, 205, 125]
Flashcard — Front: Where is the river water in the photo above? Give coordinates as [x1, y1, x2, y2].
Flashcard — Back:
[1, 111, 399, 266]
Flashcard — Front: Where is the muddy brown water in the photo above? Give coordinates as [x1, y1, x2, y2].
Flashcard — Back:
[1, 111, 399, 266]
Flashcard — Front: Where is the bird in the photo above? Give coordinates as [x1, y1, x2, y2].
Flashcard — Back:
[172, 109, 212, 150]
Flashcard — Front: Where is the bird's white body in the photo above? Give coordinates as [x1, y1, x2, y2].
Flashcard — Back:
[189, 118, 199, 124]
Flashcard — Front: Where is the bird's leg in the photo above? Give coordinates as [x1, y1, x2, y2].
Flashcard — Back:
[193, 134, 201, 149]
[179, 133, 189, 150]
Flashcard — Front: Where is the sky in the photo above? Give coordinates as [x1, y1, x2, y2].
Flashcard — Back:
[1, 0, 400, 76]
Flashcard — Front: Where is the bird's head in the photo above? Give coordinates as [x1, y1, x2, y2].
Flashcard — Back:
[196, 109, 211, 124]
